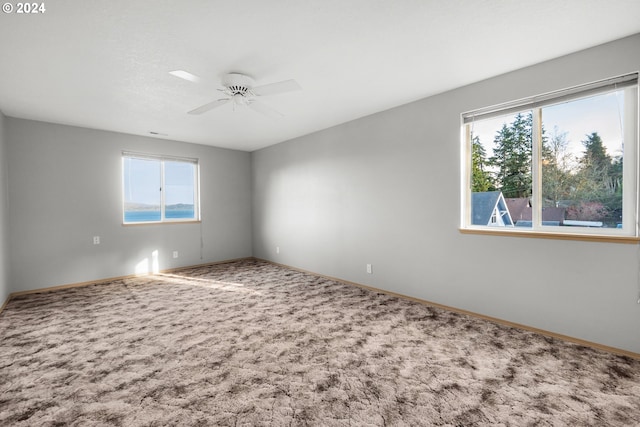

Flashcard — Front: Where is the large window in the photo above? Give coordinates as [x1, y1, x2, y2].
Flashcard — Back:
[461, 73, 638, 241]
[122, 152, 200, 224]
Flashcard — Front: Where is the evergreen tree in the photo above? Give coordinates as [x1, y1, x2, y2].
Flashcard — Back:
[574, 132, 613, 201]
[471, 135, 494, 192]
[489, 113, 532, 198]
[571, 132, 621, 224]
[581, 132, 611, 174]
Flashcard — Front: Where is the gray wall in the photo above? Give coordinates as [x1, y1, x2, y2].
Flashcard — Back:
[252, 34, 640, 353]
[6, 118, 252, 292]
[0, 111, 9, 304]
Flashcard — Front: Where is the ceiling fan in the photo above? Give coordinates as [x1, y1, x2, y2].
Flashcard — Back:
[170, 70, 301, 117]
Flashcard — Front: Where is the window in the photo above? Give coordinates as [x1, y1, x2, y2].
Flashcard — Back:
[122, 152, 200, 224]
[461, 73, 638, 241]
[490, 211, 497, 225]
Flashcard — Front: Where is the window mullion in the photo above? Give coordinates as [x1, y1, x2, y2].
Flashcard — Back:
[194, 162, 201, 220]
[623, 86, 639, 236]
[531, 107, 543, 229]
[160, 161, 166, 221]
[463, 124, 472, 227]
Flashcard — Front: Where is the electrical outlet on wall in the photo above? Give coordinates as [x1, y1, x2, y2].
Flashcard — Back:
[93, 236, 100, 245]
[173, 251, 179, 259]
[276, 246, 280, 254]
[366, 264, 372, 274]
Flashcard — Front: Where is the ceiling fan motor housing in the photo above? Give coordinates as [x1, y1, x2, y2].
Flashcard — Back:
[222, 73, 255, 96]
[181, 70, 298, 116]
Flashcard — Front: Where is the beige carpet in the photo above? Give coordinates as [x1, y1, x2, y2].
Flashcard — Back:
[1, 259, 639, 426]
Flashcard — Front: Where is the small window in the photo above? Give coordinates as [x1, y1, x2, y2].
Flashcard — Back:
[462, 73, 638, 241]
[122, 152, 200, 224]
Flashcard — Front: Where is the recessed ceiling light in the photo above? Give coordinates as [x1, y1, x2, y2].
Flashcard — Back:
[169, 70, 201, 83]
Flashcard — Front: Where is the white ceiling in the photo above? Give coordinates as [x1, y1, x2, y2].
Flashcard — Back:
[1, 1, 639, 152]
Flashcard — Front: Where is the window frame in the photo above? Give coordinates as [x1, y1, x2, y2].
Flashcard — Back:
[122, 151, 201, 225]
[460, 73, 639, 243]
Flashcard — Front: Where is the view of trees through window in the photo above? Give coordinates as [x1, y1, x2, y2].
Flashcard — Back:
[470, 89, 626, 229]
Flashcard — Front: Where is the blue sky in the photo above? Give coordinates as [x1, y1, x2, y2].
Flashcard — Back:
[124, 158, 195, 207]
[471, 89, 625, 164]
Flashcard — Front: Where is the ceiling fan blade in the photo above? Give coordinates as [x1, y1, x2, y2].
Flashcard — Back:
[251, 79, 301, 96]
[169, 70, 202, 84]
[247, 100, 283, 118]
[187, 99, 230, 115]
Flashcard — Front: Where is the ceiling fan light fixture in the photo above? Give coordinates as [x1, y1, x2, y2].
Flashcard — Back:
[232, 93, 248, 108]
